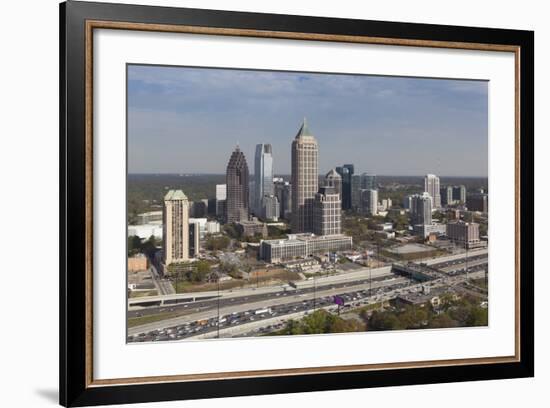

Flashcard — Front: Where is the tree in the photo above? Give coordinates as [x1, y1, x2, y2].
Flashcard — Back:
[428, 313, 459, 328]
[127, 235, 142, 256]
[205, 235, 230, 251]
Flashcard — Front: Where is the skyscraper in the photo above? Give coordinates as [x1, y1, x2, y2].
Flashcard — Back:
[453, 185, 467, 204]
[226, 146, 250, 223]
[163, 190, 189, 268]
[254, 143, 274, 214]
[325, 169, 342, 199]
[261, 194, 280, 221]
[441, 185, 454, 206]
[424, 174, 441, 208]
[335, 164, 354, 210]
[313, 186, 341, 236]
[291, 118, 319, 233]
[188, 220, 200, 258]
[360, 189, 378, 216]
[215, 184, 227, 218]
[411, 192, 433, 225]
[351, 172, 377, 209]
[274, 178, 292, 220]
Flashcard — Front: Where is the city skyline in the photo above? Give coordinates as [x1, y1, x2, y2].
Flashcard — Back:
[128, 65, 488, 177]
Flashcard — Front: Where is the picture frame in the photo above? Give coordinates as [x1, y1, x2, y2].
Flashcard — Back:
[59, 0, 534, 406]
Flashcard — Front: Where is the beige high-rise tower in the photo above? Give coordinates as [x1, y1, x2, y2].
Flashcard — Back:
[163, 189, 189, 269]
[291, 118, 319, 233]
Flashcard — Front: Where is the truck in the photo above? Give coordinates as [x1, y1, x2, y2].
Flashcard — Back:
[255, 307, 272, 315]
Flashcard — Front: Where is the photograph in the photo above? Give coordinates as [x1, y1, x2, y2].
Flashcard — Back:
[126, 64, 490, 343]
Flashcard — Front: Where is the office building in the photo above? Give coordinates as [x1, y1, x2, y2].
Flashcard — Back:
[351, 172, 377, 209]
[403, 194, 414, 210]
[262, 194, 280, 221]
[189, 200, 208, 218]
[424, 174, 441, 208]
[360, 189, 378, 216]
[335, 164, 354, 209]
[226, 146, 250, 223]
[411, 192, 432, 225]
[236, 219, 268, 238]
[215, 184, 227, 218]
[291, 118, 318, 233]
[254, 143, 274, 214]
[205, 220, 221, 234]
[188, 220, 200, 257]
[128, 224, 163, 240]
[274, 178, 292, 220]
[136, 211, 162, 225]
[447, 221, 481, 248]
[260, 233, 353, 263]
[313, 186, 341, 236]
[162, 190, 190, 268]
[413, 223, 446, 238]
[325, 169, 342, 199]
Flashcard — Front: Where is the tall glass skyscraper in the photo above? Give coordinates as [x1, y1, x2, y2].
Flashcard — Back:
[226, 146, 250, 223]
[335, 164, 354, 210]
[254, 143, 274, 214]
[291, 118, 318, 233]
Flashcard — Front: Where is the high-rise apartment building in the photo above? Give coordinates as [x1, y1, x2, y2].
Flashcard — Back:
[291, 118, 318, 233]
[163, 190, 190, 268]
[441, 186, 454, 206]
[424, 174, 441, 208]
[335, 164, 354, 210]
[254, 144, 274, 214]
[453, 185, 467, 204]
[313, 186, 342, 236]
[226, 146, 250, 223]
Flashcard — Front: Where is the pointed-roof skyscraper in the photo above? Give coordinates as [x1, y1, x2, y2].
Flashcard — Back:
[226, 146, 250, 223]
[291, 118, 319, 233]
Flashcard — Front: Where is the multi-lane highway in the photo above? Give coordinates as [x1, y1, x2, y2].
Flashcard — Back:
[127, 251, 488, 342]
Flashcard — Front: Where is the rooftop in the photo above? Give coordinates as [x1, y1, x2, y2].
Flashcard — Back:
[164, 189, 188, 201]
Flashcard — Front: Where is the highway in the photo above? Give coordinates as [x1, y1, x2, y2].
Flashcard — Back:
[127, 251, 488, 342]
[128, 265, 393, 308]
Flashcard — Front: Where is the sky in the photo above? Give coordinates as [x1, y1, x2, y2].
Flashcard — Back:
[127, 64, 488, 177]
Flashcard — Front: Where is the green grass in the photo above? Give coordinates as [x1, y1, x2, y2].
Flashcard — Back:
[128, 290, 158, 298]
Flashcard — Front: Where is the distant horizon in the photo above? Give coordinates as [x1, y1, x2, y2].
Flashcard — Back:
[128, 65, 488, 177]
[128, 172, 488, 179]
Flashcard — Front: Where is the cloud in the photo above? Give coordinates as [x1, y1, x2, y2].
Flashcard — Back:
[127, 65, 488, 177]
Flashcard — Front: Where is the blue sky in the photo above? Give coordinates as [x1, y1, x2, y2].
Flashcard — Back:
[127, 64, 488, 177]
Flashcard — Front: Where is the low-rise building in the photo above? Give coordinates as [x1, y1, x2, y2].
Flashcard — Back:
[128, 253, 148, 272]
[205, 220, 221, 234]
[412, 223, 446, 238]
[128, 224, 163, 239]
[236, 219, 268, 238]
[136, 210, 163, 224]
[447, 221, 484, 249]
[260, 233, 353, 263]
